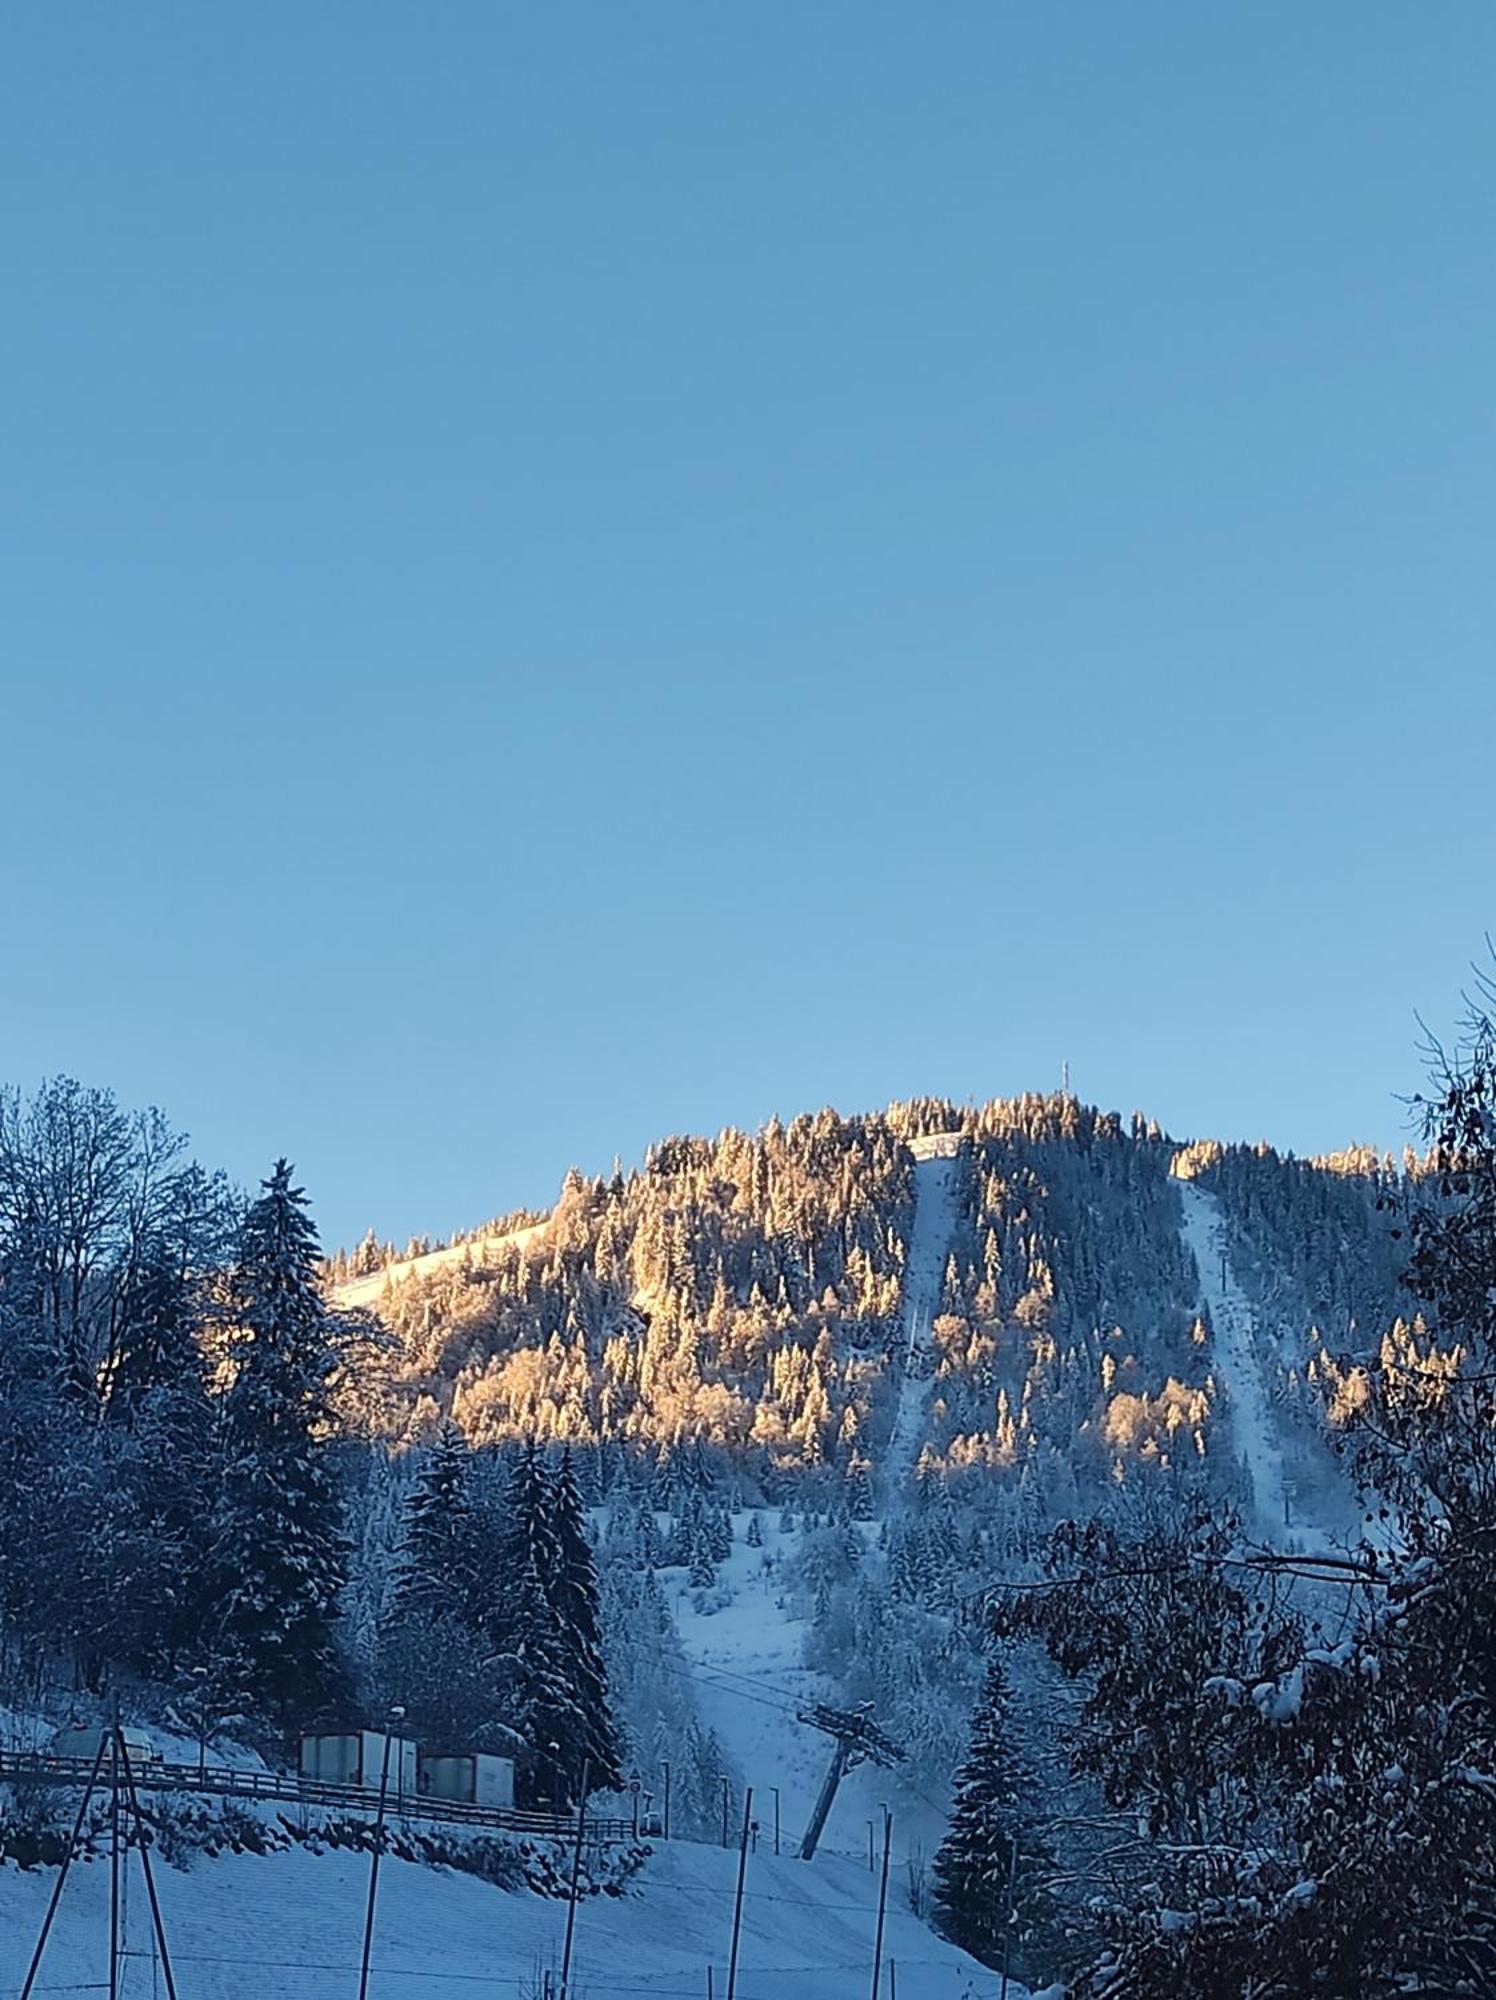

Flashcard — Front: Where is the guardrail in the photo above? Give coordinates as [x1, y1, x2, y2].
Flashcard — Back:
[0, 1750, 636, 1844]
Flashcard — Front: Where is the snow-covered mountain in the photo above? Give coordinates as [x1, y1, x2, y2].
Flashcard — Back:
[0, 1083, 1431, 1996]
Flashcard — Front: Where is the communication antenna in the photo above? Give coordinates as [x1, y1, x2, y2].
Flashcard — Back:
[1061, 1060, 1071, 1097]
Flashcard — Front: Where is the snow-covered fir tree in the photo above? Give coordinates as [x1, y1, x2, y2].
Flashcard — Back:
[549, 1448, 623, 1792]
[391, 1419, 486, 1629]
[210, 1161, 350, 1718]
[932, 1652, 1050, 1969]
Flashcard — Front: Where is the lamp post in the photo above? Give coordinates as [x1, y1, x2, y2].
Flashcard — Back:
[356, 1704, 404, 2000]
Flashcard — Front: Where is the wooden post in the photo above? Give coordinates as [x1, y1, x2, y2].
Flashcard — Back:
[726, 1787, 752, 2000]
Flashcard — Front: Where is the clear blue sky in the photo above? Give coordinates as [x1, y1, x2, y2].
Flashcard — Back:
[4, 5, 1494, 1249]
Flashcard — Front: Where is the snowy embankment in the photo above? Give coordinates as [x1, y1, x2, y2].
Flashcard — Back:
[884, 1142, 962, 1502]
[333, 1219, 551, 1312]
[0, 1827, 1017, 1998]
[1176, 1178, 1287, 1544]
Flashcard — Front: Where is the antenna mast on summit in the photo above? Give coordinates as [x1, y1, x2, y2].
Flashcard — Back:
[1061, 1060, 1070, 1097]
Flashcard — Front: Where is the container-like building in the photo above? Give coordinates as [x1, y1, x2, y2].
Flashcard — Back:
[418, 1749, 515, 1810]
[299, 1729, 418, 1800]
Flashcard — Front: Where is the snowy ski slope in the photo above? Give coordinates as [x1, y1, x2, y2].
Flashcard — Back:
[1177, 1177, 1287, 1542]
[884, 1145, 962, 1502]
[670, 1148, 965, 1879]
[0, 1828, 1020, 1999]
[333, 1219, 551, 1313]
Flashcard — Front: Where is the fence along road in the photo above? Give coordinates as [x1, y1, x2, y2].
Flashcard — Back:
[0, 1749, 636, 1844]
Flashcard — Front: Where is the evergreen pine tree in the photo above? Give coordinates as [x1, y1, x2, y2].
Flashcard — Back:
[211, 1162, 350, 1718]
[494, 1544, 586, 1804]
[688, 1527, 716, 1589]
[932, 1653, 1049, 1968]
[493, 1441, 563, 1611]
[548, 1448, 624, 1793]
[393, 1420, 484, 1628]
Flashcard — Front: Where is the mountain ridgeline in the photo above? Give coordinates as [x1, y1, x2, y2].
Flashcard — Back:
[332, 1094, 1417, 1509]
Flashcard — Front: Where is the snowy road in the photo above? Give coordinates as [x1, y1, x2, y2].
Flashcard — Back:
[1177, 1178, 1286, 1543]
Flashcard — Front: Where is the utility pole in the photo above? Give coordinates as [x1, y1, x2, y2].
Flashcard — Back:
[771, 1786, 780, 1857]
[117, 1731, 180, 2000]
[24, 1723, 182, 2000]
[797, 1705, 905, 1862]
[720, 1775, 730, 1849]
[869, 1811, 892, 2000]
[357, 1711, 402, 2000]
[725, 1787, 752, 2000]
[559, 1757, 591, 2000]
[109, 1697, 121, 2000]
[21, 1735, 111, 2000]
[661, 1760, 671, 1840]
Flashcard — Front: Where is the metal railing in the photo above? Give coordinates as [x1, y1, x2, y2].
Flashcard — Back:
[0, 1749, 635, 1844]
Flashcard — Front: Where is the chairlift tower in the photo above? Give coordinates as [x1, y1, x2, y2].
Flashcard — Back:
[796, 1702, 904, 1861]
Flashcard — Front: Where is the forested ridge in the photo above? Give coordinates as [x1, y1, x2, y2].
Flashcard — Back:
[4, 1062, 1484, 1994]
[332, 1093, 1413, 1512]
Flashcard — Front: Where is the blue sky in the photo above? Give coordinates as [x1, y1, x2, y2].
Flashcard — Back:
[4, 5, 1494, 1248]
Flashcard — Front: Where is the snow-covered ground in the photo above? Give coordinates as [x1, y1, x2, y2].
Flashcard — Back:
[884, 1148, 962, 1504]
[0, 1821, 1018, 1998]
[1177, 1179, 1288, 1544]
[333, 1219, 551, 1313]
[672, 1515, 951, 1875]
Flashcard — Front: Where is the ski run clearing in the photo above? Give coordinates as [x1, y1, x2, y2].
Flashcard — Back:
[1176, 1177, 1288, 1544]
[333, 1220, 551, 1314]
[884, 1142, 962, 1504]
[673, 1512, 952, 1871]
[0, 1823, 1020, 1999]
